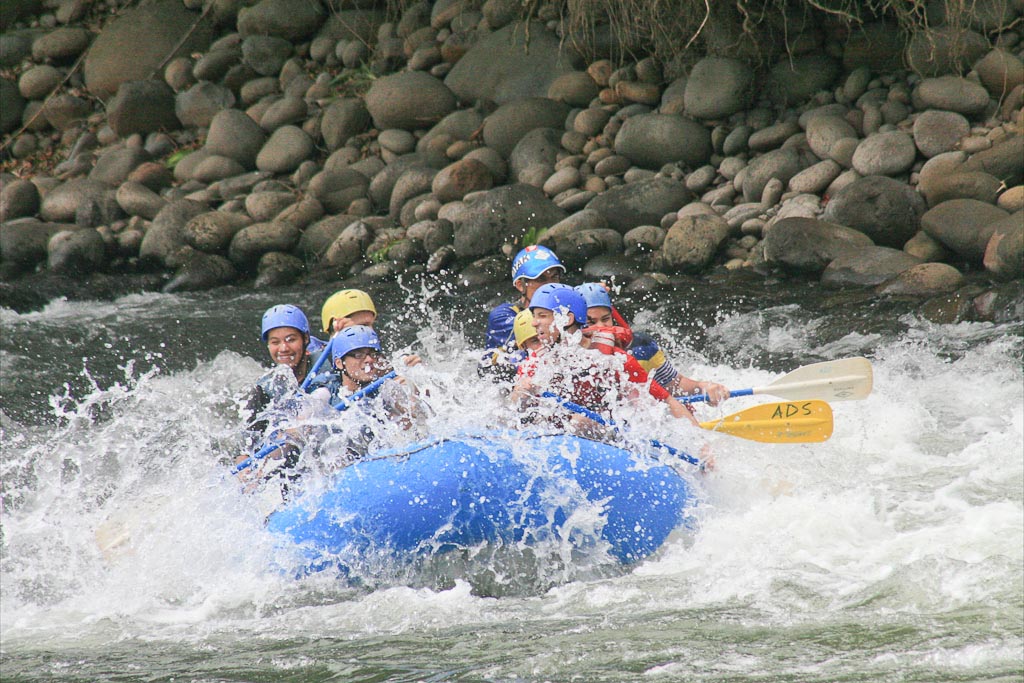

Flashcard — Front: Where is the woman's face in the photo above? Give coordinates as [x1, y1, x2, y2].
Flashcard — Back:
[587, 306, 614, 327]
[336, 347, 383, 384]
[266, 326, 306, 369]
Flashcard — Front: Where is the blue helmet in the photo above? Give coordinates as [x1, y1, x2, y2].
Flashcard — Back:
[511, 245, 565, 282]
[575, 283, 612, 310]
[261, 304, 310, 341]
[331, 325, 382, 361]
[529, 283, 588, 327]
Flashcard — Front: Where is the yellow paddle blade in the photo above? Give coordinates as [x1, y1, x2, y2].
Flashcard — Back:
[699, 400, 834, 443]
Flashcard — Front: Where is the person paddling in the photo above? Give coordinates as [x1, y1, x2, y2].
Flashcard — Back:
[481, 245, 566, 379]
[511, 284, 698, 435]
[575, 283, 730, 405]
[320, 288, 421, 367]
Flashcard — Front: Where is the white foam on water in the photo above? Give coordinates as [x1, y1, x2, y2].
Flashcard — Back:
[1, 295, 1021, 680]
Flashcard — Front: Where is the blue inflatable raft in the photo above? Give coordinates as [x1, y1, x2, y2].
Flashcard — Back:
[266, 431, 699, 575]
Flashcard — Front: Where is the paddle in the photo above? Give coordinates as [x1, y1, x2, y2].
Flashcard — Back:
[233, 370, 399, 474]
[298, 337, 334, 392]
[698, 400, 833, 443]
[539, 391, 703, 467]
[678, 357, 873, 404]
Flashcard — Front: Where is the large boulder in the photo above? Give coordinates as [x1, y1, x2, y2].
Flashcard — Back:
[983, 211, 1024, 280]
[823, 175, 926, 248]
[763, 217, 874, 273]
[138, 199, 207, 267]
[84, 0, 215, 99]
[742, 148, 801, 203]
[0, 77, 24, 133]
[683, 57, 754, 120]
[163, 252, 237, 293]
[821, 246, 923, 287]
[47, 228, 106, 274]
[365, 71, 457, 131]
[614, 114, 712, 170]
[204, 109, 267, 169]
[107, 80, 180, 136]
[906, 26, 988, 77]
[875, 262, 966, 297]
[660, 213, 731, 272]
[237, 0, 324, 41]
[227, 220, 301, 269]
[39, 178, 115, 223]
[973, 48, 1024, 99]
[183, 211, 251, 253]
[451, 184, 566, 259]
[921, 198, 1010, 263]
[961, 136, 1024, 188]
[444, 21, 580, 105]
[481, 97, 570, 158]
[321, 98, 371, 151]
[912, 76, 991, 117]
[1, 219, 71, 272]
[0, 178, 40, 222]
[767, 54, 841, 106]
[585, 177, 691, 233]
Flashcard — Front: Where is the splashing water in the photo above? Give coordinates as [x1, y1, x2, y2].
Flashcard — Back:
[1, 280, 1021, 682]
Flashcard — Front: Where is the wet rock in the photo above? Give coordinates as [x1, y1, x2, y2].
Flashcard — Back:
[237, 0, 324, 41]
[586, 177, 691, 234]
[444, 21, 578, 105]
[972, 281, 1024, 324]
[921, 199, 1009, 263]
[244, 191, 295, 223]
[228, 220, 301, 269]
[175, 81, 235, 128]
[308, 168, 370, 214]
[365, 71, 457, 131]
[0, 179, 40, 222]
[32, 27, 90, 62]
[39, 178, 113, 223]
[876, 262, 965, 297]
[84, 0, 215, 99]
[18, 64, 61, 100]
[912, 77, 991, 117]
[903, 230, 953, 262]
[406, 218, 453, 255]
[580, 253, 646, 282]
[320, 98, 372, 151]
[557, 228, 623, 267]
[547, 71, 599, 107]
[255, 125, 313, 174]
[163, 251, 237, 293]
[90, 146, 150, 186]
[973, 48, 1024, 99]
[1, 219, 71, 272]
[296, 213, 355, 261]
[614, 113, 711, 170]
[820, 246, 923, 287]
[107, 80, 180, 137]
[921, 171, 1003, 207]
[47, 227, 105, 274]
[683, 57, 754, 120]
[912, 110, 970, 158]
[323, 219, 374, 270]
[182, 210, 251, 253]
[115, 181, 166, 220]
[451, 183, 566, 258]
[138, 199, 207, 267]
[660, 213, 731, 272]
[41, 92, 89, 131]
[389, 166, 437, 217]
[481, 97, 570, 158]
[432, 157, 493, 203]
[789, 160, 842, 195]
[538, 209, 608, 255]
[623, 225, 666, 255]
[852, 131, 917, 177]
[192, 155, 247, 184]
[961, 136, 1024, 187]
[982, 211, 1023, 280]
[742, 148, 801, 203]
[205, 109, 268, 169]
[255, 251, 304, 287]
[763, 217, 874, 273]
[823, 175, 925, 248]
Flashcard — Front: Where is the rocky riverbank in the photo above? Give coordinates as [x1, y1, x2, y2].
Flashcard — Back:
[0, 0, 1022, 320]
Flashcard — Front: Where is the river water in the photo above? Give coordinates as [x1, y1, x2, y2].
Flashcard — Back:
[1, 273, 1021, 682]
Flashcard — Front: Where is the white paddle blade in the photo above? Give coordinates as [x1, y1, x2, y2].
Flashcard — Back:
[755, 357, 873, 402]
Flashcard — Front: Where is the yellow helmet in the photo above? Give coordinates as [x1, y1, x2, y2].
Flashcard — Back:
[321, 289, 377, 333]
[513, 309, 538, 349]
